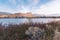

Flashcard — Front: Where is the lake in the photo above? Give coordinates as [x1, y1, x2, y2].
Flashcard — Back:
[0, 18, 60, 25]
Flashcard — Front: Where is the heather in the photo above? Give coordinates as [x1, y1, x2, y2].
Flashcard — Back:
[0, 22, 60, 40]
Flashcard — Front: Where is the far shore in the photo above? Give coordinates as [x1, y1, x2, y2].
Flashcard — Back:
[0, 17, 60, 18]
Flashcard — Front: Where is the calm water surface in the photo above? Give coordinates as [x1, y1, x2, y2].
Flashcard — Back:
[0, 18, 60, 25]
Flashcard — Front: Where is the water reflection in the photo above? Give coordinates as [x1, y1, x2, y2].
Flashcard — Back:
[0, 18, 59, 25]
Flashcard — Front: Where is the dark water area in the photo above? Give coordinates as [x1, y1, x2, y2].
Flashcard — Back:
[0, 18, 60, 25]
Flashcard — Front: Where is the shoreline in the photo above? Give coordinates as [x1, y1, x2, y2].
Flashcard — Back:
[0, 17, 60, 18]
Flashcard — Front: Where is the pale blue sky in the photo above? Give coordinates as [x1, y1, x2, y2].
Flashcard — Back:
[0, 0, 51, 13]
[0, 0, 60, 15]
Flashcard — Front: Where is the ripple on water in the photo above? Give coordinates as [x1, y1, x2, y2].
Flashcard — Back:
[0, 18, 60, 25]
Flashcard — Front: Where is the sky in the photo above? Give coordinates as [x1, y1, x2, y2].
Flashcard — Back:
[0, 0, 60, 15]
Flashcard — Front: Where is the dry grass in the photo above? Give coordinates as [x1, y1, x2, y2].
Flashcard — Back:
[0, 22, 59, 40]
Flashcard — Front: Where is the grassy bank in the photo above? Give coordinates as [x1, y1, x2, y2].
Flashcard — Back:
[0, 22, 59, 40]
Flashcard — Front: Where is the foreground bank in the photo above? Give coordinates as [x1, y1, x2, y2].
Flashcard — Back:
[0, 22, 60, 40]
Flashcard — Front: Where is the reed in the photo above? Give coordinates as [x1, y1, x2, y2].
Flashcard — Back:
[0, 22, 59, 40]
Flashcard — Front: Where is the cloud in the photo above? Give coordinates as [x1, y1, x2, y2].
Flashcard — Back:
[0, 4, 15, 13]
[16, 0, 40, 13]
[27, 0, 40, 9]
[1, 0, 60, 15]
[0, 0, 41, 13]
[32, 0, 60, 15]
[8, 0, 17, 5]
[31, 0, 40, 6]
[16, 5, 31, 13]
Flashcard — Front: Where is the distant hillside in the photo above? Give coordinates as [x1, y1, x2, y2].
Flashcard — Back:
[0, 12, 11, 15]
[33, 14, 45, 17]
[45, 13, 60, 16]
